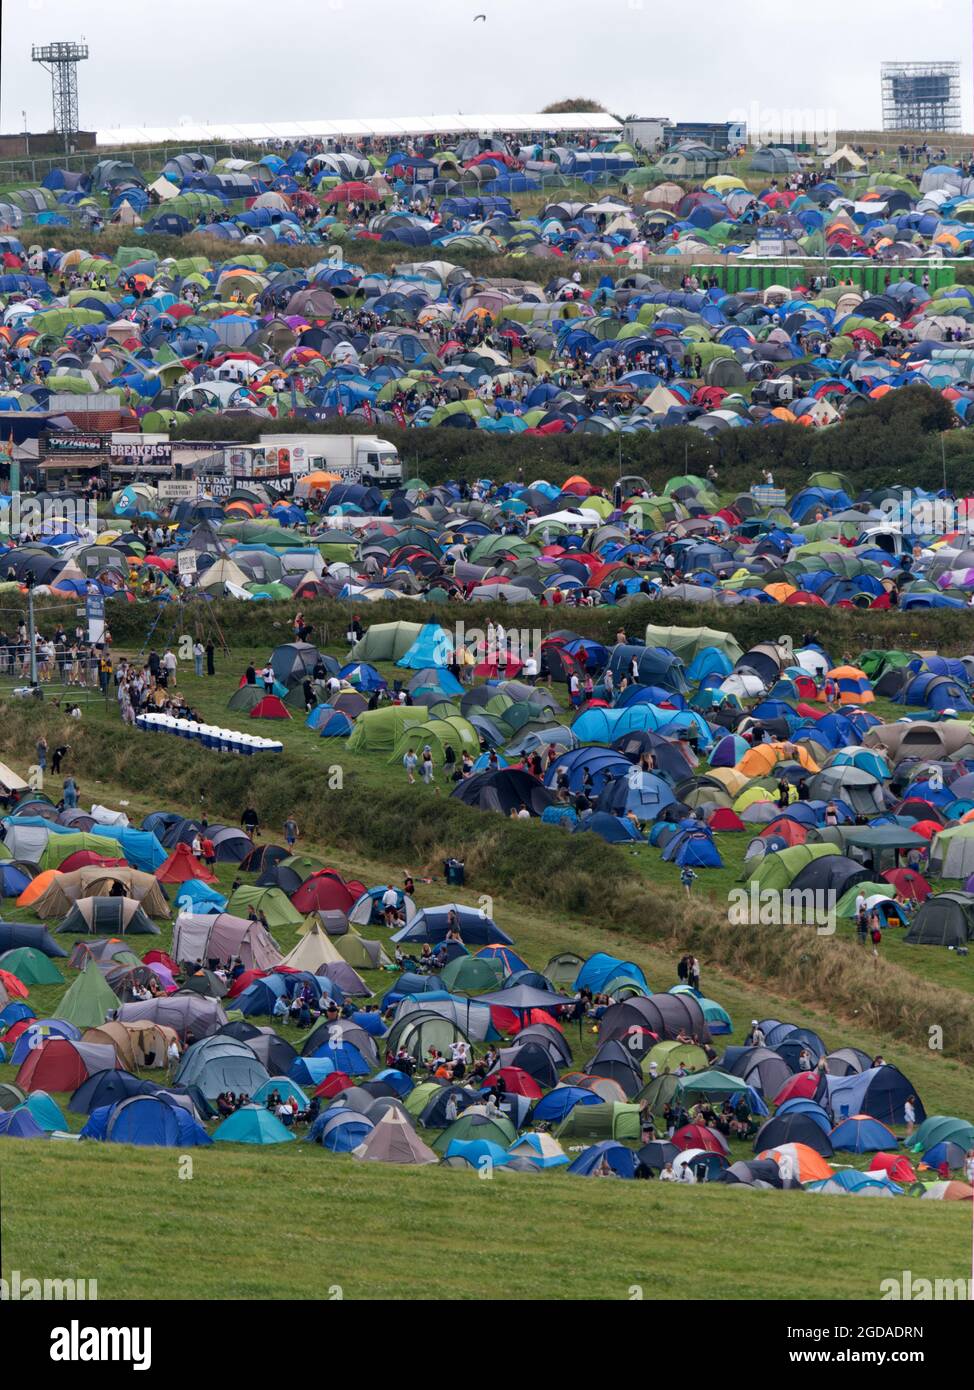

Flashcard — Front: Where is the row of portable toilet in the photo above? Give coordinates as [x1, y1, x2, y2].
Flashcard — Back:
[136, 712, 283, 755]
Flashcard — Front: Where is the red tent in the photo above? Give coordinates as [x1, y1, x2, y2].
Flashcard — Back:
[4, 1018, 38, 1047]
[314, 1072, 353, 1098]
[58, 851, 127, 874]
[906, 820, 941, 841]
[507, 1009, 563, 1034]
[291, 870, 365, 916]
[143, 949, 178, 973]
[227, 968, 269, 998]
[16, 1038, 107, 1093]
[480, 1066, 542, 1098]
[249, 696, 291, 720]
[671, 1123, 730, 1154]
[706, 808, 746, 831]
[882, 867, 931, 902]
[772, 1072, 825, 1107]
[155, 842, 217, 884]
[0, 969, 29, 999]
[761, 817, 807, 845]
[322, 181, 381, 205]
[869, 1152, 917, 1184]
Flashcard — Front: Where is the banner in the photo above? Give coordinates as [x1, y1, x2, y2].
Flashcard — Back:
[85, 595, 105, 646]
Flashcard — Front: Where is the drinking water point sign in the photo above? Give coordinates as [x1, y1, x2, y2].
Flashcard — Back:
[85, 595, 105, 645]
[157, 480, 197, 501]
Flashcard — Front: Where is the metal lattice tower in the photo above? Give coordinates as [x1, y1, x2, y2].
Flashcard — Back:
[881, 61, 961, 133]
[31, 41, 89, 149]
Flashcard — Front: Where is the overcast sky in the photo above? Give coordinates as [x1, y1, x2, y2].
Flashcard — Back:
[2, 0, 973, 134]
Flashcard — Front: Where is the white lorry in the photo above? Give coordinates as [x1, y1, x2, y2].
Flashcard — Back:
[259, 434, 401, 486]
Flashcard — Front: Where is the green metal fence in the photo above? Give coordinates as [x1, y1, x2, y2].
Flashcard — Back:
[691, 261, 968, 293]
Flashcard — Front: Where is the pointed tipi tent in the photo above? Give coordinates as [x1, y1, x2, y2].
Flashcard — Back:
[57, 965, 121, 1030]
[279, 923, 345, 971]
[155, 842, 217, 884]
[353, 1109, 438, 1164]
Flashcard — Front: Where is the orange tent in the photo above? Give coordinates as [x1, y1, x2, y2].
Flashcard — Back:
[758, 1142, 833, 1182]
[16, 868, 59, 909]
[827, 665, 875, 705]
[764, 582, 797, 602]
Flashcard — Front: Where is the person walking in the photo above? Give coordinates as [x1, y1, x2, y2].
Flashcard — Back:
[903, 1094, 916, 1139]
[284, 814, 299, 851]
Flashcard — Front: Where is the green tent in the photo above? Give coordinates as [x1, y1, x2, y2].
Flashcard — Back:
[646, 1040, 708, 1075]
[346, 706, 428, 754]
[676, 1069, 751, 1102]
[403, 1081, 444, 1119]
[388, 715, 480, 765]
[227, 685, 269, 712]
[40, 832, 110, 871]
[279, 854, 324, 882]
[643, 624, 743, 665]
[858, 648, 916, 681]
[225, 885, 302, 929]
[909, 1115, 974, 1154]
[348, 621, 424, 663]
[555, 1100, 640, 1141]
[432, 1112, 517, 1153]
[746, 844, 840, 891]
[438, 956, 505, 994]
[56, 965, 120, 1030]
[0, 946, 63, 986]
[834, 882, 895, 918]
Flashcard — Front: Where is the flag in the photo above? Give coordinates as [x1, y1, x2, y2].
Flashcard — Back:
[362, 400, 373, 425]
[393, 403, 406, 428]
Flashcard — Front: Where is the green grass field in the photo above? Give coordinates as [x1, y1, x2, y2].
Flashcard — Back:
[1, 645, 973, 1300]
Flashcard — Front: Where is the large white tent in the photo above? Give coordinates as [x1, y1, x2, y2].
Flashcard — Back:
[97, 112, 621, 147]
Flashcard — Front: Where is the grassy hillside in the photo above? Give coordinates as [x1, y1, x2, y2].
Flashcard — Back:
[1, 630, 973, 1300]
[1, 797, 971, 1301]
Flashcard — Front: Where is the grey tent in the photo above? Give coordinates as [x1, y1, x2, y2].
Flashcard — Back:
[57, 897, 159, 935]
[171, 913, 282, 971]
[904, 893, 974, 948]
[174, 1035, 271, 1099]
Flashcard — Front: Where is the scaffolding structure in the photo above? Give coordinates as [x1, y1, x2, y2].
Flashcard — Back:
[31, 41, 89, 151]
[881, 61, 961, 133]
